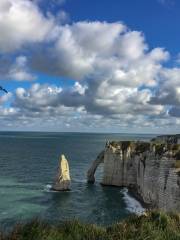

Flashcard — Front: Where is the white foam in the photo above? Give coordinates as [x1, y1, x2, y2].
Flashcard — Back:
[46, 184, 52, 189]
[122, 188, 145, 216]
[44, 184, 53, 192]
[44, 184, 72, 193]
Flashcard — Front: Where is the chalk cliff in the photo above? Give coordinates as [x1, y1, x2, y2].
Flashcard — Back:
[87, 140, 180, 212]
[52, 154, 71, 191]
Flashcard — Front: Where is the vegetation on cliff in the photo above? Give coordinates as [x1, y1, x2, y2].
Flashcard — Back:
[109, 140, 180, 161]
[1, 211, 179, 240]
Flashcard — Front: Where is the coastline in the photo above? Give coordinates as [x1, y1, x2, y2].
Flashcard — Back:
[128, 186, 152, 209]
[101, 184, 147, 215]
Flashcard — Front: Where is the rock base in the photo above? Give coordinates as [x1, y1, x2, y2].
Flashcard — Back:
[52, 180, 71, 191]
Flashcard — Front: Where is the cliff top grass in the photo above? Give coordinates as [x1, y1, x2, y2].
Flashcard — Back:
[1, 211, 180, 240]
[109, 141, 180, 160]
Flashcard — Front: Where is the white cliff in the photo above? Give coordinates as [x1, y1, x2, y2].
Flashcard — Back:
[52, 154, 71, 191]
[87, 141, 180, 212]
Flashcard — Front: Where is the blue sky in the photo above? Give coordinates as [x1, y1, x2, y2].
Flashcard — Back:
[64, 0, 180, 52]
[0, 0, 180, 133]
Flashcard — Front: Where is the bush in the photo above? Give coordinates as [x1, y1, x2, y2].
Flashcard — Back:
[1, 211, 180, 240]
[135, 142, 151, 154]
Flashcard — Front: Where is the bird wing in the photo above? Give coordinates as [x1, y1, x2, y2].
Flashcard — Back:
[3, 88, 8, 93]
[0, 86, 8, 93]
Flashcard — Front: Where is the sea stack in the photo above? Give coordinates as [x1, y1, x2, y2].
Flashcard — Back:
[52, 154, 71, 191]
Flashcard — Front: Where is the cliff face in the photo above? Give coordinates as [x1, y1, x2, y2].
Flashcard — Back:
[88, 141, 180, 212]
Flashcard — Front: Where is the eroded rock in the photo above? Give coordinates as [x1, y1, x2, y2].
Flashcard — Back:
[87, 150, 104, 183]
[52, 154, 71, 191]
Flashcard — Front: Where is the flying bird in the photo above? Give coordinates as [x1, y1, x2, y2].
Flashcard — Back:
[0, 86, 8, 94]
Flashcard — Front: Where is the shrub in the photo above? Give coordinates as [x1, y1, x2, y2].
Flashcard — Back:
[135, 142, 151, 154]
[1, 211, 180, 240]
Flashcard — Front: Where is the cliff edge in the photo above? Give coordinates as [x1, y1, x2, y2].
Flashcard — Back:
[87, 140, 180, 212]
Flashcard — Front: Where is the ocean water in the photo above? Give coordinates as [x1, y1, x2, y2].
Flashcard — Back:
[0, 132, 156, 228]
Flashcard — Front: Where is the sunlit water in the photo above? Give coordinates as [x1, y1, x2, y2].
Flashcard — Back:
[0, 132, 156, 228]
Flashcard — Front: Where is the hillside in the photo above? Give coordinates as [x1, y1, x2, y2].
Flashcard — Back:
[1, 211, 179, 240]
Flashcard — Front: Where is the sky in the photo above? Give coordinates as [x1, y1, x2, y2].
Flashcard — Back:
[0, 0, 180, 133]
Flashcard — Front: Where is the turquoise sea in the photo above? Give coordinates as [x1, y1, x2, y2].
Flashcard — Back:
[0, 132, 156, 228]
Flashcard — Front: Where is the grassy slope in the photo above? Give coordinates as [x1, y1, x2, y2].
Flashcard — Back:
[1, 211, 180, 240]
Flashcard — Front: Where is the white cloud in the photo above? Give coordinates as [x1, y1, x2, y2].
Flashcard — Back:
[31, 21, 168, 119]
[32, 21, 169, 90]
[150, 68, 180, 105]
[0, 92, 12, 104]
[14, 83, 62, 110]
[0, 55, 36, 81]
[8, 56, 36, 81]
[0, 0, 179, 131]
[0, 82, 164, 131]
[150, 67, 180, 117]
[0, 0, 55, 52]
[32, 21, 127, 79]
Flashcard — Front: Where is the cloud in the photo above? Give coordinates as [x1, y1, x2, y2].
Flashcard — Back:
[0, 0, 179, 131]
[0, 82, 178, 132]
[149, 68, 180, 107]
[30, 21, 169, 120]
[0, 0, 55, 52]
[169, 107, 180, 117]
[32, 21, 127, 80]
[0, 92, 12, 104]
[8, 56, 36, 81]
[0, 55, 36, 81]
[32, 21, 168, 86]
[14, 83, 62, 111]
[3, 81, 164, 131]
[148, 66, 180, 119]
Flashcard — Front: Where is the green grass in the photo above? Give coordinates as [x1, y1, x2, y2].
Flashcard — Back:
[1, 211, 180, 240]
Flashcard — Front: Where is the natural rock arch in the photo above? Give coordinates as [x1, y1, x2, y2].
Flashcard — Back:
[87, 150, 105, 183]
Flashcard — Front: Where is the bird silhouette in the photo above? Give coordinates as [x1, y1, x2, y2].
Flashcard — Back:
[0, 86, 8, 94]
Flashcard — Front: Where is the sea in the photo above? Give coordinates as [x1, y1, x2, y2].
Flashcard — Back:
[0, 132, 156, 228]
